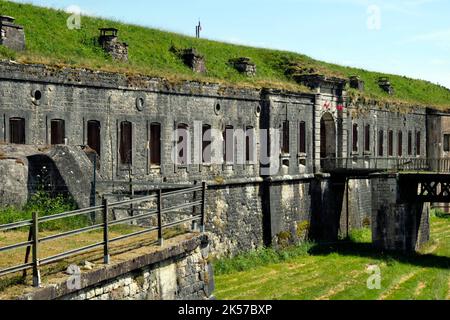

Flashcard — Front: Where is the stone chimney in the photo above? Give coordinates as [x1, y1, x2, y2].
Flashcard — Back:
[181, 48, 206, 74]
[229, 57, 256, 76]
[98, 28, 128, 62]
[378, 77, 394, 95]
[349, 75, 365, 91]
[0, 15, 25, 51]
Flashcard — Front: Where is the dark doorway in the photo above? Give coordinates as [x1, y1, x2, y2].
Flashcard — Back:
[119, 121, 132, 165]
[87, 120, 101, 158]
[9, 117, 25, 144]
[51, 119, 65, 145]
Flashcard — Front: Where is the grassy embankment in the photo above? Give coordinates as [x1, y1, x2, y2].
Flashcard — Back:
[214, 212, 450, 300]
[0, 1, 449, 109]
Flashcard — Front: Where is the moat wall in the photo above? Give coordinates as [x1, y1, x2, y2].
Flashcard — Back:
[16, 235, 214, 301]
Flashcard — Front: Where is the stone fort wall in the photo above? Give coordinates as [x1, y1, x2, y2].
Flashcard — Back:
[0, 61, 432, 256]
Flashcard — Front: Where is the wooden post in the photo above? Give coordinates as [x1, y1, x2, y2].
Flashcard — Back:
[103, 198, 110, 264]
[200, 182, 207, 232]
[157, 189, 163, 246]
[32, 212, 41, 288]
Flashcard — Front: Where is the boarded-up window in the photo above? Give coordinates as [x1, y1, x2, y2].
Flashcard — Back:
[87, 120, 101, 158]
[408, 131, 413, 156]
[177, 124, 189, 165]
[364, 125, 370, 152]
[202, 124, 212, 164]
[416, 131, 421, 156]
[444, 134, 450, 152]
[119, 121, 132, 165]
[150, 123, 161, 166]
[378, 130, 384, 157]
[246, 126, 255, 163]
[388, 130, 394, 156]
[9, 118, 25, 144]
[398, 131, 403, 157]
[51, 119, 65, 145]
[281, 121, 289, 155]
[352, 124, 358, 153]
[299, 121, 306, 154]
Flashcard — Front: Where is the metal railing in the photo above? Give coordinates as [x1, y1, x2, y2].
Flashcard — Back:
[320, 157, 450, 173]
[0, 183, 207, 287]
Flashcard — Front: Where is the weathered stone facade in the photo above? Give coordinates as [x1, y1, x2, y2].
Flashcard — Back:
[0, 60, 442, 255]
[371, 174, 430, 251]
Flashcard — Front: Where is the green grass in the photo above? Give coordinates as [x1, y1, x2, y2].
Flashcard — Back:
[0, 191, 87, 231]
[1, 1, 450, 109]
[214, 217, 450, 300]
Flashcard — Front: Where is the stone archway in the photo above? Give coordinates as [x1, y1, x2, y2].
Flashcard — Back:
[320, 112, 337, 160]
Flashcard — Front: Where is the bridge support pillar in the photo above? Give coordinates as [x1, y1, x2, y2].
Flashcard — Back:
[371, 173, 430, 252]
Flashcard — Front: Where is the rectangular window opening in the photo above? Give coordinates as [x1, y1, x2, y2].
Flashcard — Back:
[51, 119, 65, 145]
[9, 118, 25, 145]
[119, 121, 132, 165]
[150, 123, 161, 166]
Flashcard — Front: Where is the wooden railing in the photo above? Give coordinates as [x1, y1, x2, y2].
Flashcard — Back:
[0, 183, 207, 287]
[320, 157, 450, 173]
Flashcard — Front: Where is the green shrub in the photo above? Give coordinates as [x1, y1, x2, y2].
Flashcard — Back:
[0, 191, 88, 231]
[348, 228, 372, 244]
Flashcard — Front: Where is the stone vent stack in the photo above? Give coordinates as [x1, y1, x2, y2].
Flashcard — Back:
[0, 15, 25, 51]
[229, 57, 257, 76]
[378, 77, 394, 95]
[180, 48, 207, 74]
[98, 28, 129, 62]
[349, 75, 365, 91]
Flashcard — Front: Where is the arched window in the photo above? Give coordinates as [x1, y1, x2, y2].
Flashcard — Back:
[51, 119, 65, 145]
[246, 126, 255, 163]
[177, 123, 189, 165]
[119, 121, 132, 165]
[416, 131, 421, 156]
[388, 130, 394, 156]
[87, 120, 101, 157]
[9, 118, 25, 144]
[378, 130, 384, 157]
[202, 124, 212, 164]
[398, 131, 403, 157]
[150, 123, 161, 166]
[223, 125, 234, 164]
[299, 121, 306, 154]
[408, 131, 413, 156]
[281, 121, 289, 155]
[364, 125, 371, 152]
[352, 123, 358, 153]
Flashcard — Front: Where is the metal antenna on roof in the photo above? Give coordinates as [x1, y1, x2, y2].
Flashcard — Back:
[196, 19, 202, 39]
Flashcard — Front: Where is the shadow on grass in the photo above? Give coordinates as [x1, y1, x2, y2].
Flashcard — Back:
[308, 241, 450, 270]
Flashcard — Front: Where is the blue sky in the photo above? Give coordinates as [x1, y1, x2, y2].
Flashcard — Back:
[12, 0, 450, 88]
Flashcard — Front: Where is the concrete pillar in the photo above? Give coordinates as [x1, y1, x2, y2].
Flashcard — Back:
[371, 173, 430, 252]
